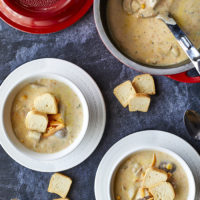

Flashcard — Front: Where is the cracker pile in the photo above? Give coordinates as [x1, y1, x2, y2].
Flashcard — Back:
[114, 74, 156, 112]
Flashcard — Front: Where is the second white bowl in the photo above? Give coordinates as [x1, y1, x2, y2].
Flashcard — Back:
[109, 146, 195, 200]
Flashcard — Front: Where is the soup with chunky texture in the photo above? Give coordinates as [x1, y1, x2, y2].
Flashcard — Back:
[11, 79, 83, 153]
[107, 0, 200, 66]
[114, 151, 189, 200]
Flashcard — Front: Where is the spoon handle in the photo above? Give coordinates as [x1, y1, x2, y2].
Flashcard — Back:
[167, 23, 200, 75]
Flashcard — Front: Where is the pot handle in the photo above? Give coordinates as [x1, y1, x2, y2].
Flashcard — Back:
[0, 10, 2, 19]
[166, 72, 200, 83]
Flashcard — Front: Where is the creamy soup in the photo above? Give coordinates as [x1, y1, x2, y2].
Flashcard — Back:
[107, 0, 200, 66]
[11, 79, 83, 153]
[114, 151, 189, 200]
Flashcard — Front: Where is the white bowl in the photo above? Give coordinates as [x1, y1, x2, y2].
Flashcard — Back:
[109, 146, 195, 200]
[1, 73, 89, 161]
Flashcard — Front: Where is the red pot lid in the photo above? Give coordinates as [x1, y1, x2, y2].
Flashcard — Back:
[0, 0, 93, 34]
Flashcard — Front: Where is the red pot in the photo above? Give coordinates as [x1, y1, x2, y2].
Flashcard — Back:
[93, 0, 200, 83]
[0, 0, 93, 34]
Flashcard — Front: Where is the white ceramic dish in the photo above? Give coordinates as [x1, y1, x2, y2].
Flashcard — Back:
[0, 58, 106, 172]
[95, 130, 200, 200]
[2, 73, 89, 160]
[109, 146, 195, 200]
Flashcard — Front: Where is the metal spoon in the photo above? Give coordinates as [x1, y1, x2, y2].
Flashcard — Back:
[157, 14, 200, 75]
[184, 110, 200, 140]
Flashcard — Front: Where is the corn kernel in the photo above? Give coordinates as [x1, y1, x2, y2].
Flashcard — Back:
[116, 195, 121, 200]
[21, 95, 27, 100]
[142, 172, 145, 177]
[166, 163, 173, 170]
[141, 3, 146, 9]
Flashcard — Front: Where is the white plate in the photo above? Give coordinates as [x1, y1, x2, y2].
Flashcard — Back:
[95, 130, 200, 200]
[0, 58, 106, 172]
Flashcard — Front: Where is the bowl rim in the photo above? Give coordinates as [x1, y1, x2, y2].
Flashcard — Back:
[1, 72, 89, 161]
[93, 0, 194, 75]
[108, 146, 196, 200]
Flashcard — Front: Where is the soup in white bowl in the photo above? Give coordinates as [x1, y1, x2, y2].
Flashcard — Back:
[2, 73, 89, 160]
[110, 147, 195, 200]
[11, 78, 84, 153]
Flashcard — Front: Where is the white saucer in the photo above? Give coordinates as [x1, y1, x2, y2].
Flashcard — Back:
[95, 130, 200, 200]
[0, 58, 106, 172]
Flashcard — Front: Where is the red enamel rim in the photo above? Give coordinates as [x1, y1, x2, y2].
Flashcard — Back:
[0, 0, 93, 34]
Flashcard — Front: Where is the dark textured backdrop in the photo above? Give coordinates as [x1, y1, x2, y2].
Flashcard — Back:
[0, 8, 200, 200]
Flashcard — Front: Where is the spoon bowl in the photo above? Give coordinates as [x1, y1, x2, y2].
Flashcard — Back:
[184, 110, 200, 140]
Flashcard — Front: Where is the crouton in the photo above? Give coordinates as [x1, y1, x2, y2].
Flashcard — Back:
[48, 173, 72, 198]
[143, 167, 168, 188]
[149, 182, 175, 200]
[132, 74, 156, 95]
[25, 111, 48, 132]
[53, 199, 70, 200]
[34, 93, 58, 114]
[113, 80, 136, 108]
[128, 93, 151, 112]
[27, 131, 41, 142]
